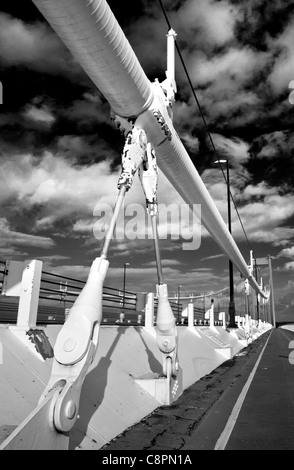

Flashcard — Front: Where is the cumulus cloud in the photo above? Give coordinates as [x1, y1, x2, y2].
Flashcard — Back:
[105, 263, 221, 293]
[46, 263, 91, 281]
[142, 259, 182, 268]
[174, 0, 240, 48]
[190, 48, 269, 87]
[241, 182, 278, 200]
[201, 254, 225, 261]
[277, 261, 294, 272]
[277, 246, 294, 259]
[1, 1, 294, 299]
[0, 217, 54, 251]
[0, 151, 119, 229]
[23, 104, 56, 126]
[211, 134, 251, 165]
[0, 145, 201, 254]
[232, 194, 294, 245]
[0, 12, 82, 78]
[59, 93, 109, 124]
[201, 165, 294, 246]
[254, 130, 294, 159]
[268, 17, 294, 93]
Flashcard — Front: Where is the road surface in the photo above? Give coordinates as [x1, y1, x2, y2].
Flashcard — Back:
[102, 328, 294, 451]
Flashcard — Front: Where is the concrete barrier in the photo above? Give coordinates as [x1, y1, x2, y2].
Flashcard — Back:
[0, 322, 272, 450]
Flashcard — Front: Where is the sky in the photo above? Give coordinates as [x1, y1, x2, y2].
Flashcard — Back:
[0, 0, 294, 321]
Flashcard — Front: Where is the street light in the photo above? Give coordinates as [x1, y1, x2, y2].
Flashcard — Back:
[214, 159, 237, 328]
[177, 285, 182, 323]
[123, 262, 130, 310]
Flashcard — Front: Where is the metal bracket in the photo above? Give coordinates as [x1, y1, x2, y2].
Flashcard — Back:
[39, 256, 109, 433]
[138, 143, 158, 214]
[117, 127, 148, 191]
[156, 284, 179, 378]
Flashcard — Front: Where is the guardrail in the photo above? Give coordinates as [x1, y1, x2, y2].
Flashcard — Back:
[154, 298, 183, 323]
[40, 270, 139, 324]
[0, 259, 255, 328]
[193, 306, 206, 324]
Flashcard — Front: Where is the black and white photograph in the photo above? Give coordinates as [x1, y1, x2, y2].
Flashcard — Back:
[0, 0, 293, 453]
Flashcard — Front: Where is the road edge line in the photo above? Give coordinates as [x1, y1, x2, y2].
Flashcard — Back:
[214, 330, 273, 450]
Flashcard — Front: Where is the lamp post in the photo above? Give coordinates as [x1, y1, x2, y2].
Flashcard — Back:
[268, 255, 276, 328]
[177, 285, 182, 323]
[214, 159, 237, 328]
[123, 262, 130, 310]
[254, 259, 260, 323]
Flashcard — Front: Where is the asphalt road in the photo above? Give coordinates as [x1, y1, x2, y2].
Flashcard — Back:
[101, 328, 294, 451]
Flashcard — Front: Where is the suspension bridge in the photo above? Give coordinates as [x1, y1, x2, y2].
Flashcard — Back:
[0, 0, 292, 452]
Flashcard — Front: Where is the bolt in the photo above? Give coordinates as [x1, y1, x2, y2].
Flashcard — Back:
[162, 339, 170, 349]
[65, 401, 76, 420]
[63, 337, 77, 352]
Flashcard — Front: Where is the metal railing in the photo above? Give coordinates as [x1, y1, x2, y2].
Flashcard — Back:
[193, 306, 206, 324]
[0, 260, 252, 326]
[153, 299, 183, 323]
[39, 270, 139, 324]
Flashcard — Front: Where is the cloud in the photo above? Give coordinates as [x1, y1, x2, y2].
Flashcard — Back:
[211, 134, 251, 165]
[241, 182, 278, 200]
[254, 130, 294, 159]
[0, 151, 119, 230]
[56, 134, 115, 166]
[105, 264, 221, 294]
[190, 48, 268, 87]
[23, 104, 56, 126]
[59, 92, 109, 124]
[232, 194, 294, 245]
[0, 145, 201, 254]
[142, 259, 182, 268]
[200, 254, 225, 261]
[175, 0, 240, 48]
[125, 0, 240, 81]
[201, 164, 294, 246]
[268, 18, 294, 93]
[277, 247, 294, 259]
[46, 264, 90, 281]
[0, 12, 82, 78]
[0, 217, 54, 251]
[38, 254, 71, 263]
[277, 261, 294, 272]
[0, 247, 29, 259]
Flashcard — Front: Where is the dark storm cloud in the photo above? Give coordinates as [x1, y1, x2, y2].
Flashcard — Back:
[232, 0, 294, 48]
[0, 12, 83, 79]
[246, 131, 294, 190]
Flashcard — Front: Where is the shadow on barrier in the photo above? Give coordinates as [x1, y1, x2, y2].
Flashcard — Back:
[69, 327, 128, 450]
[135, 328, 162, 375]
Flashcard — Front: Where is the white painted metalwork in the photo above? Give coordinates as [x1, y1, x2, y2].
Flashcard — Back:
[32, 0, 266, 298]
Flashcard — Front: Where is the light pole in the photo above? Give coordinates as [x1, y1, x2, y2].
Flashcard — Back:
[123, 262, 130, 310]
[177, 285, 182, 323]
[254, 259, 260, 323]
[268, 255, 276, 328]
[215, 159, 237, 328]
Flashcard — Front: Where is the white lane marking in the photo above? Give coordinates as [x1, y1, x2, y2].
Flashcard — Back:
[214, 330, 273, 450]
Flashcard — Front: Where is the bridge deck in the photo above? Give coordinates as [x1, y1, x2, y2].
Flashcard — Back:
[101, 328, 294, 451]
